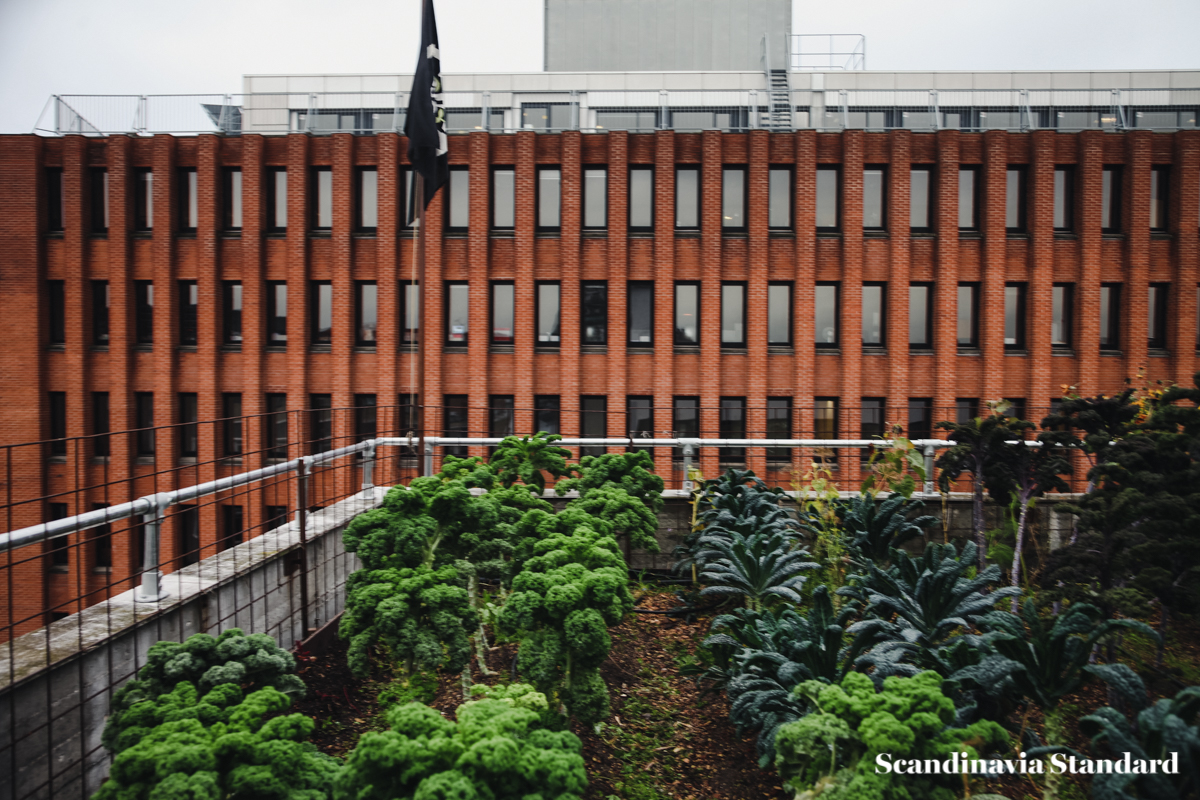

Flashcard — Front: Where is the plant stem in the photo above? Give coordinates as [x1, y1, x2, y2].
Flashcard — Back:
[1042, 706, 1065, 800]
[1010, 496, 1031, 613]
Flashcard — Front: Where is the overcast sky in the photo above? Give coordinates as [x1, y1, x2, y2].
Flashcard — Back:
[1, 0, 1197, 134]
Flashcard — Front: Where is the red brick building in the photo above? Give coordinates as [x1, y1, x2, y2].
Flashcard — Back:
[2, 115, 1200, 630]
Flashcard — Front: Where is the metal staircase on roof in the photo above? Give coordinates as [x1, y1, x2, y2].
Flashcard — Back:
[766, 69, 792, 130]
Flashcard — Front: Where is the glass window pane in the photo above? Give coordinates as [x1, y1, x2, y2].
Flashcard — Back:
[360, 169, 378, 229]
[316, 169, 332, 228]
[185, 170, 198, 229]
[273, 170, 288, 228]
[815, 284, 838, 345]
[539, 169, 561, 228]
[584, 168, 606, 228]
[676, 168, 698, 228]
[1005, 285, 1023, 346]
[493, 169, 514, 228]
[581, 396, 607, 456]
[537, 283, 560, 344]
[403, 283, 420, 344]
[1150, 168, 1168, 230]
[629, 282, 653, 344]
[958, 169, 975, 229]
[1102, 168, 1117, 230]
[228, 169, 243, 229]
[627, 396, 653, 440]
[448, 284, 469, 344]
[863, 169, 884, 228]
[816, 169, 838, 228]
[358, 283, 377, 345]
[630, 168, 653, 228]
[1053, 169, 1070, 229]
[673, 397, 699, 439]
[225, 282, 243, 344]
[814, 399, 837, 439]
[268, 282, 287, 344]
[721, 284, 744, 345]
[1006, 169, 1023, 230]
[957, 284, 976, 346]
[582, 282, 607, 345]
[492, 283, 513, 344]
[449, 169, 469, 228]
[674, 284, 698, 345]
[768, 168, 790, 228]
[909, 284, 930, 346]
[722, 168, 744, 228]
[862, 285, 883, 345]
[768, 284, 790, 345]
[910, 169, 929, 228]
[1052, 284, 1070, 347]
[313, 282, 332, 344]
[535, 396, 560, 435]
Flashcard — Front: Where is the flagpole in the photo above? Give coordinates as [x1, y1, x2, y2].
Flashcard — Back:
[415, 173, 428, 477]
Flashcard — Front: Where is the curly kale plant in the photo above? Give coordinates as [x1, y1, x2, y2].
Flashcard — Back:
[340, 564, 478, 678]
[334, 687, 587, 800]
[565, 484, 660, 554]
[774, 671, 1009, 800]
[555, 450, 664, 515]
[489, 431, 576, 494]
[498, 525, 634, 725]
[103, 629, 304, 753]
[94, 682, 338, 800]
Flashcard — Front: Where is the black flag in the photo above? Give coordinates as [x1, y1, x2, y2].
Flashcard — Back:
[405, 0, 449, 210]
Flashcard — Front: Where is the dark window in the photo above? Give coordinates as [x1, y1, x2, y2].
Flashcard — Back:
[400, 168, 414, 229]
[1150, 167, 1169, 231]
[178, 280, 198, 346]
[267, 168, 287, 231]
[446, 282, 469, 346]
[816, 168, 839, 230]
[1053, 168, 1073, 230]
[356, 281, 377, 347]
[47, 168, 64, 232]
[135, 281, 154, 345]
[861, 397, 885, 462]
[1149, 283, 1169, 349]
[908, 398, 933, 440]
[863, 167, 885, 229]
[628, 281, 654, 346]
[580, 396, 607, 456]
[134, 168, 153, 231]
[535, 395, 560, 435]
[629, 167, 653, 229]
[674, 282, 699, 346]
[179, 168, 197, 232]
[90, 168, 109, 234]
[222, 393, 243, 457]
[956, 399, 978, 424]
[489, 395, 514, 441]
[48, 280, 65, 346]
[48, 502, 70, 569]
[309, 394, 332, 454]
[909, 283, 932, 348]
[814, 398, 838, 464]
[402, 282, 420, 346]
[722, 167, 746, 230]
[398, 393, 421, 436]
[92, 503, 112, 569]
[768, 167, 791, 229]
[675, 167, 699, 229]
[1005, 283, 1027, 350]
[958, 168, 977, 230]
[673, 397, 698, 454]
[492, 168, 514, 229]
[92, 392, 110, 458]
[355, 394, 377, 441]
[266, 282, 287, 346]
[1101, 167, 1121, 232]
[721, 283, 746, 346]
[1006, 398, 1027, 423]
[447, 168, 469, 230]
[178, 505, 199, 566]
[312, 168, 332, 230]
[92, 281, 109, 346]
[443, 394, 469, 456]
[357, 167, 377, 232]
[584, 168, 607, 228]
[910, 168, 931, 230]
[719, 398, 746, 461]
[310, 281, 332, 345]
[221, 505, 244, 551]
[768, 283, 792, 346]
[627, 396, 654, 445]
[957, 283, 978, 347]
[491, 282, 514, 345]
[815, 283, 839, 347]
[48, 391, 67, 458]
[1100, 283, 1121, 350]
[223, 282, 243, 345]
[1006, 168, 1026, 232]
[536, 283, 561, 346]
[135, 392, 155, 457]
[265, 393, 288, 460]
[1052, 284, 1073, 348]
[766, 398, 792, 462]
[582, 282, 608, 345]
[264, 505, 289, 531]
[178, 393, 198, 459]
[862, 283, 885, 347]
[538, 167, 562, 230]
[223, 168, 242, 230]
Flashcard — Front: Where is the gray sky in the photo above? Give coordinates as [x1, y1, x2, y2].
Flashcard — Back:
[1, 0, 1197, 134]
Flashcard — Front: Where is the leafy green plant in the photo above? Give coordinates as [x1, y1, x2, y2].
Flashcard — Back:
[102, 629, 304, 754]
[489, 431, 576, 494]
[675, 483, 798, 577]
[334, 686, 587, 800]
[695, 528, 819, 611]
[835, 493, 936, 567]
[556, 450, 665, 515]
[498, 524, 634, 725]
[565, 484, 661, 554]
[859, 429, 928, 500]
[94, 681, 338, 800]
[774, 671, 1009, 800]
[340, 564, 478, 678]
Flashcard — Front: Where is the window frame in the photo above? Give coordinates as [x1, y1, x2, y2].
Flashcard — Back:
[1005, 167, 1027, 233]
[309, 394, 332, 454]
[446, 167, 470, 232]
[674, 166, 700, 230]
[178, 167, 198, 233]
[490, 281, 515, 346]
[909, 282, 933, 349]
[957, 167, 979, 231]
[1150, 167, 1169, 232]
[767, 282, 793, 346]
[401, 281, 420, 346]
[135, 280, 154, 346]
[48, 279, 65, 347]
[222, 281, 243, 347]
[311, 167, 333, 231]
[910, 167, 932, 231]
[1053, 167, 1074, 231]
[92, 392, 110, 459]
[178, 392, 198, 460]
[264, 393, 289, 460]
[47, 168, 64, 233]
[535, 281, 561, 347]
[266, 281, 287, 347]
[266, 168, 287, 232]
[90, 168, 109, 235]
[309, 280, 332, 347]
[178, 280, 198, 347]
[766, 397, 793, 462]
[92, 280, 110, 347]
[720, 282, 747, 347]
[222, 392, 243, 458]
[442, 394, 469, 456]
[816, 167, 840, 231]
[356, 166, 378, 233]
[536, 166, 562, 231]
[222, 167, 243, 231]
[1100, 283, 1122, 351]
[957, 282, 979, 348]
[354, 394, 378, 442]
[583, 166, 608, 229]
[1148, 282, 1169, 349]
[1101, 166, 1121, 233]
[133, 168, 153, 232]
[1004, 282, 1028, 350]
[445, 281, 470, 347]
[721, 166, 747, 232]
[908, 398, 933, 441]
[719, 397, 746, 461]
[626, 395, 654, 443]
[355, 280, 378, 348]
[813, 398, 839, 464]
[863, 166, 887, 231]
[580, 396, 607, 456]
[134, 392, 155, 458]
[488, 395, 515, 440]
[768, 166, 792, 230]
[627, 280, 655, 348]
[861, 282, 886, 348]
[815, 282, 840, 348]
[491, 166, 515, 230]
[628, 167, 654, 231]
[534, 395, 561, 435]
[673, 281, 700, 347]
[581, 281, 608, 346]
[1052, 283, 1074, 349]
